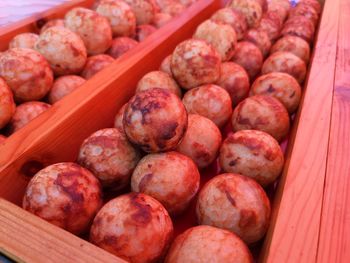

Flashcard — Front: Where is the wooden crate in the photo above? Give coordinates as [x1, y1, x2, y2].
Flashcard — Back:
[0, 0, 340, 262]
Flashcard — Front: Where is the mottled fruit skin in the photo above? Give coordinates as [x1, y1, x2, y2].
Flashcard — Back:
[299, 0, 321, 14]
[113, 103, 127, 133]
[65, 7, 112, 55]
[48, 75, 86, 104]
[251, 72, 302, 113]
[96, 0, 136, 37]
[262, 51, 307, 84]
[159, 55, 172, 76]
[244, 28, 271, 58]
[177, 114, 222, 169]
[78, 128, 141, 190]
[123, 0, 156, 25]
[257, 11, 282, 41]
[219, 130, 284, 187]
[216, 62, 250, 106]
[231, 41, 263, 80]
[135, 24, 157, 42]
[90, 193, 173, 263]
[289, 3, 319, 26]
[281, 17, 315, 44]
[171, 39, 221, 90]
[123, 88, 188, 153]
[193, 20, 237, 61]
[231, 95, 290, 142]
[182, 84, 232, 128]
[153, 12, 172, 28]
[229, 0, 263, 28]
[40, 19, 65, 33]
[165, 225, 253, 263]
[0, 48, 53, 102]
[0, 78, 16, 129]
[160, 2, 185, 17]
[9, 101, 50, 133]
[267, 2, 288, 24]
[35, 26, 87, 76]
[131, 151, 200, 215]
[81, 54, 114, 79]
[9, 33, 39, 50]
[136, 71, 181, 97]
[23, 162, 103, 235]
[211, 8, 248, 40]
[107, 37, 138, 59]
[196, 173, 271, 244]
[271, 35, 310, 64]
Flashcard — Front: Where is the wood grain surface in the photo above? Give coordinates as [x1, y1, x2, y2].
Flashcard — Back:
[0, 198, 125, 263]
[260, 0, 340, 262]
[317, 0, 350, 262]
[0, 0, 69, 27]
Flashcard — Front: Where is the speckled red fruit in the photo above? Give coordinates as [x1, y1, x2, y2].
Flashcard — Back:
[182, 84, 232, 128]
[0, 78, 16, 129]
[281, 16, 315, 44]
[165, 225, 253, 263]
[131, 151, 200, 215]
[196, 173, 271, 244]
[23, 162, 102, 235]
[90, 193, 173, 263]
[244, 29, 271, 58]
[136, 24, 157, 42]
[9, 33, 38, 50]
[123, 0, 156, 25]
[229, 0, 263, 28]
[176, 114, 222, 169]
[78, 128, 141, 189]
[107, 37, 138, 59]
[48, 75, 86, 104]
[123, 88, 187, 153]
[40, 19, 65, 33]
[81, 54, 114, 79]
[219, 130, 284, 187]
[159, 55, 173, 76]
[171, 39, 221, 90]
[113, 103, 127, 133]
[216, 62, 250, 106]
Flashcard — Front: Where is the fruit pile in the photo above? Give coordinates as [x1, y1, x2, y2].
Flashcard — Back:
[21, 0, 321, 262]
[0, 0, 198, 140]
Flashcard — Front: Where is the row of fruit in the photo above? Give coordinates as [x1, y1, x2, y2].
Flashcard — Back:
[20, 0, 321, 262]
[0, 0, 198, 142]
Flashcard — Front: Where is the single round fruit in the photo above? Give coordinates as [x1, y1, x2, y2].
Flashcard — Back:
[251, 72, 302, 113]
[123, 0, 156, 25]
[257, 11, 282, 41]
[90, 193, 173, 263]
[211, 8, 248, 40]
[193, 19, 237, 61]
[113, 103, 127, 133]
[9, 101, 50, 133]
[165, 225, 253, 263]
[107, 37, 138, 59]
[136, 71, 181, 97]
[196, 173, 271, 244]
[96, 0, 136, 37]
[219, 130, 284, 187]
[153, 12, 172, 28]
[81, 54, 114, 79]
[171, 39, 221, 90]
[229, 0, 263, 28]
[289, 3, 319, 26]
[216, 62, 250, 106]
[182, 84, 232, 128]
[231, 95, 290, 141]
[244, 28, 271, 58]
[35, 26, 87, 76]
[9, 33, 39, 50]
[23, 162, 102, 235]
[281, 17, 315, 44]
[262, 51, 307, 84]
[270, 35, 310, 64]
[231, 41, 263, 80]
[48, 75, 85, 104]
[123, 88, 188, 152]
[135, 24, 157, 42]
[0, 78, 16, 129]
[159, 54, 172, 76]
[131, 151, 200, 215]
[177, 114, 222, 169]
[40, 19, 65, 33]
[267, 2, 288, 23]
[65, 7, 112, 55]
[0, 48, 53, 102]
[78, 128, 141, 190]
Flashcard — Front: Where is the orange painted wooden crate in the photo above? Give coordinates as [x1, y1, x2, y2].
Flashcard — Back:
[0, 0, 340, 262]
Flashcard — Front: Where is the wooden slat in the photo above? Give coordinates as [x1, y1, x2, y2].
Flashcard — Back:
[0, 0, 94, 51]
[0, 198, 125, 263]
[316, 0, 350, 262]
[0, 0, 220, 204]
[260, 0, 339, 262]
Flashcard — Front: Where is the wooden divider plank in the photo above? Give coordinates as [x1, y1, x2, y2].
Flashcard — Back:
[260, 0, 339, 262]
[0, 198, 125, 263]
[0, 0, 220, 205]
[316, 0, 350, 262]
